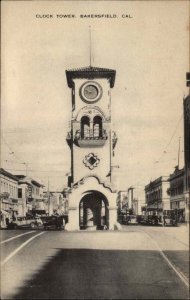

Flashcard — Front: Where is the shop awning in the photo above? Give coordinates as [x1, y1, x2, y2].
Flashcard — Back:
[0, 209, 10, 215]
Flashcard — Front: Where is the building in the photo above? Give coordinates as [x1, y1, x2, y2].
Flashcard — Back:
[65, 66, 118, 230]
[117, 191, 128, 211]
[166, 74, 190, 223]
[116, 190, 128, 223]
[43, 191, 57, 215]
[17, 181, 33, 216]
[16, 175, 45, 216]
[42, 191, 67, 215]
[183, 72, 190, 222]
[0, 169, 46, 224]
[145, 176, 170, 222]
[132, 199, 139, 215]
[168, 166, 186, 222]
[117, 189, 140, 216]
[0, 168, 19, 227]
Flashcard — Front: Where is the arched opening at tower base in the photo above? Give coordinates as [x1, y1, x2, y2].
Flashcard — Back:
[79, 191, 109, 230]
[65, 176, 117, 231]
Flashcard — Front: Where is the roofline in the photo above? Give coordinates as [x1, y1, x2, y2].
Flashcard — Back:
[145, 176, 170, 190]
[18, 181, 33, 187]
[66, 66, 116, 88]
[31, 180, 44, 187]
[15, 175, 44, 187]
[0, 168, 19, 181]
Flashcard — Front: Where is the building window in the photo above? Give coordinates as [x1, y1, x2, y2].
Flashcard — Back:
[18, 188, 22, 198]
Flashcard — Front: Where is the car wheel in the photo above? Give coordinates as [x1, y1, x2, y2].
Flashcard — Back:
[13, 224, 18, 230]
[30, 222, 35, 229]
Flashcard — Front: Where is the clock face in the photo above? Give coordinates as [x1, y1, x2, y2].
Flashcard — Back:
[84, 85, 98, 100]
[80, 81, 102, 103]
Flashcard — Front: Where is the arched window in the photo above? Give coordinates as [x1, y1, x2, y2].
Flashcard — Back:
[81, 116, 90, 138]
[93, 116, 102, 138]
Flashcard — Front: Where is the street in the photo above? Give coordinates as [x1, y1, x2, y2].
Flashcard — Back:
[0, 225, 189, 299]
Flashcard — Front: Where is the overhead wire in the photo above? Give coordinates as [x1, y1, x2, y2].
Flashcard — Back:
[133, 113, 183, 188]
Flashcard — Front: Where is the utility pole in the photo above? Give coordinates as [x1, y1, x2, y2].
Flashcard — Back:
[177, 136, 181, 168]
[48, 178, 50, 216]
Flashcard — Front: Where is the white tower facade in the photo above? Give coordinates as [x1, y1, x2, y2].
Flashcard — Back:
[65, 66, 118, 230]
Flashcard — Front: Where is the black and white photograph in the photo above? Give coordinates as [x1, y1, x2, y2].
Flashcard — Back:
[1, 1, 189, 299]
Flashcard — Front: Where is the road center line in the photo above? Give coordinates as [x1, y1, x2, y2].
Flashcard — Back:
[1, 231, 45, 267]
[141, 229, 189, 288]
[0, 231, 36, 244]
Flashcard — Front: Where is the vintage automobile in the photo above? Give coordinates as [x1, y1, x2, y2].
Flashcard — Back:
[7, 215, 42, 229]
[41, 215, 65, 230]
[142, 208, 162, 226]
[127, 215, 138, 225]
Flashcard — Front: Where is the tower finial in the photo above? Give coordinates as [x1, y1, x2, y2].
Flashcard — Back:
[89, 25, 92, 67]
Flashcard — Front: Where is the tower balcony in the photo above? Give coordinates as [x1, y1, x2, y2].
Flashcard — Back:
[74, 129, 108, 147]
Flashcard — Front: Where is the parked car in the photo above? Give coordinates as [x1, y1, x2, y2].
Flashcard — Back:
[147, 215, 160, 225]
[136, 215, 144, 224]
[7, 215, 42, 229]
[41, 215, 65, 230]
[127, 215, 138, 225]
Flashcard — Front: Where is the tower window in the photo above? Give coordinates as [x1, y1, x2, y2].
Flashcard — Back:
[93, 116, 102, 138]
[81, 116, 90, 138]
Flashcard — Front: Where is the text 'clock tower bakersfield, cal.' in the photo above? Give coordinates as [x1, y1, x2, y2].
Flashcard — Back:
[65, 66, 118, 230]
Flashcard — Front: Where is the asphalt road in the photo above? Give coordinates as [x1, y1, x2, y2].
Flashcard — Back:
[0, 225, 189, 299]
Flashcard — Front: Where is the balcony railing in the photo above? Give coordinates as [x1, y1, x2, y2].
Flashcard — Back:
[74, 129, 107, 147]
[66, 132, 72, 148]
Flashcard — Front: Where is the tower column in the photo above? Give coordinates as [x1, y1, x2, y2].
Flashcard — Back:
[108, 206, 117, 229]
[90, 121, 93, 134]
[67, 207, 79, 230]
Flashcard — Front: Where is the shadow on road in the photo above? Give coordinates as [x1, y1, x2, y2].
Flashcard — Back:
[12, 249, 189, 300]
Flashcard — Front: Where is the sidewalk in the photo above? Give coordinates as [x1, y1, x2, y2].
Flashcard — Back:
[163, 223, 189, 247]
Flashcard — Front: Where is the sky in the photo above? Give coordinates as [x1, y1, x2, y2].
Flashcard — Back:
[1, 1, 189, 200]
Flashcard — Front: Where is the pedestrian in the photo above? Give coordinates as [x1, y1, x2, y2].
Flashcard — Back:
[163, 215, 166, 226]
[5, 217, 10, 228]
[62, 218, 65, 230]
[103, 224, 107, 230]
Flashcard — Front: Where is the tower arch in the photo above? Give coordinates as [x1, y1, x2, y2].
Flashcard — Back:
[76, 106, 106, 122]
[79, 190, 109, 230]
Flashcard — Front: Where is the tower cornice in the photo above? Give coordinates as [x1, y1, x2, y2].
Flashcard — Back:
[66, 66, 116, 88]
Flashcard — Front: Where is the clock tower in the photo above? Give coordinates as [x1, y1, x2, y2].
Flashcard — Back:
[65, 66, 118, 230]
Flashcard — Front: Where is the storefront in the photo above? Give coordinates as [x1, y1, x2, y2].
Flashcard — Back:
[170, 199, 186, 222]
